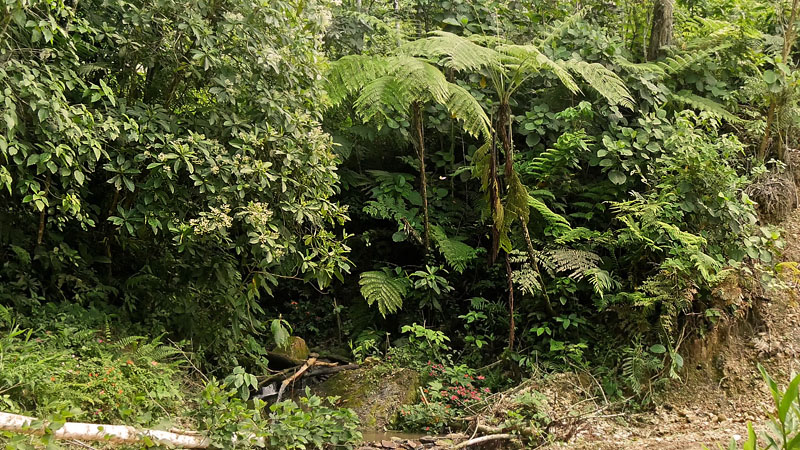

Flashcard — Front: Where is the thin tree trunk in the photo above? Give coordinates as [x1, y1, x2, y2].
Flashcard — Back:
[412, 102, 431, 252]
[488, 134, 501, 265]
[0, 412, 209, 448]
[505, 255, 515, 350]
[647, 0, 674, 61]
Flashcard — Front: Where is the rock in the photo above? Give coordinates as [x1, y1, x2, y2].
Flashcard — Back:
[313, 362, 420, 429]
[273, 336, 310, 361]
[380, 440, 399, 449]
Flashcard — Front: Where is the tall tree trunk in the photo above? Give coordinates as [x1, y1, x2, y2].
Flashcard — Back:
[647, 0, 674, 61]
[412, 102, 431, 252]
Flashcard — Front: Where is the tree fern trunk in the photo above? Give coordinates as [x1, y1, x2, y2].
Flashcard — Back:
[412, 102, 431, 253]
[647, 0, 673, 61]
[497, 102, 514, 178]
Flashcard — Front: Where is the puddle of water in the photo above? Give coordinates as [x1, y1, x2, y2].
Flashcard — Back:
[360, 429, 428, 442]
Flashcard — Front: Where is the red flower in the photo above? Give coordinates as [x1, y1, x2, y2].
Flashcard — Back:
[477, 375, 485, 380]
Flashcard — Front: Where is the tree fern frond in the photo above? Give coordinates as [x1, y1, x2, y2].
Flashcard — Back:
[682, 16, 761, 50]
[471, 141, 492, 191]
[586, 268, 615, 297]
[388, 56, 450, 104]
[431, 225, 478, 273]
[613, 56, 666, 75]
[539, 10, 587, 46]
[445, 82, 491, 139]
[564, 60, 635, 109]
[670, 91, 740, 123]
[325, 55, 389, 106]
[528, 195, 571, 232]
[359, 269, 409, 317]
[400, 31, 505, 72]
[658, 42, 734, 74]
[498, 44, 579, 94]
[548, 249, 602, 280]
[614, 42, 733, 79]
[353, 75, 412, 123]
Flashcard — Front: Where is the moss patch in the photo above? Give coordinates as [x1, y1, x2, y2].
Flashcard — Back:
[313, 362, 420, 429]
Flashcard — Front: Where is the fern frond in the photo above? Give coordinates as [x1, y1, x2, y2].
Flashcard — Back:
[388, 56, 450, 104]
[498, 44, 579, 94]
[528, 195, 571, 232]
[353, 76, 412, 123]
[547, 248, 602, 280]
[431, 225, 478, 273]
[445, 82, 491, 140]
[359, 269, 409, 317]
[587, 268, 615, 297]
[116, 335, 145, 348]
[326, 55, 389, 106]
[615, 42, 734, 80]
[539, 11, 586, 46]
[670, 91, 740, 123]
[400, 31, 505, 72]
[660, 42, 734, 74]
[564, 60, 635, 109]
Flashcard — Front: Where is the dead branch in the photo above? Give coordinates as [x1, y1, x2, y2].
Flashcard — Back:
[276, 355, 318, 402]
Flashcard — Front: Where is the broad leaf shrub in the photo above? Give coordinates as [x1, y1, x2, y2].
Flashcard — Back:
[195, 384, 362, 450]
[0, 0, 350, 370]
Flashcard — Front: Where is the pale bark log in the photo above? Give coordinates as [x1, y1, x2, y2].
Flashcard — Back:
[0, 412, 210, 448]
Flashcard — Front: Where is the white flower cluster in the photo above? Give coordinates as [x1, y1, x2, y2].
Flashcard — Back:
[190, 204, 233, 235]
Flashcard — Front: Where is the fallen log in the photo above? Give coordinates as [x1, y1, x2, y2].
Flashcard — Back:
[449, 433, 517, 449]
[305, 363, 359, 378]
[0, 412, 209, 448]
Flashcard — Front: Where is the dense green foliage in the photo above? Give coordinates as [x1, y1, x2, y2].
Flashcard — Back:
[1, 0, 349, 369]
[4, 0, 800, 445]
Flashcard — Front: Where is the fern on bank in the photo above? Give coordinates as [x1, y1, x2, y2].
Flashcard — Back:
[431, 226, 478, 273]
[359, 269, 409, 316]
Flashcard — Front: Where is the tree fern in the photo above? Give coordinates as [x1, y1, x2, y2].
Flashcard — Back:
[670, 91, 740, 123]
[325, 55, 389, 106]
[399, 31, 505, 72]
[445, 83, 491, 139]
[547, 248, 603, 280]
[498, 44, 579, 94]
[538, 10, 587, 46]
[359, 269, 409, 317]
[615, 42, 734, 79]
[563, 60, 635, 109]
[387, 56, 450, 104]
[431, 225, 478, 273]
[353, 76, 412, 123]
[528, 195, 571, 232]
